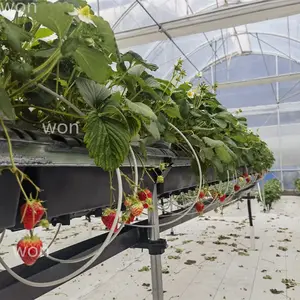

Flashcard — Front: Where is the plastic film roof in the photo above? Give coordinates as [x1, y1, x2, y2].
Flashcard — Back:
[87, 0, 300, 107]
[91, 0, 300, 174]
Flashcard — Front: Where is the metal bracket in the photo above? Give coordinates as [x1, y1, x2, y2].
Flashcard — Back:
[242, 195, 256, 200]
[134, 238, 168, 255]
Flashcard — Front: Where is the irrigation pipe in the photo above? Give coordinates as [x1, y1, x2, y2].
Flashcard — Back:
[0, 168, 123, 288]
[257, 181, 265, 207]
[126, 122, 203, 229]
[42, 146, 139, 264]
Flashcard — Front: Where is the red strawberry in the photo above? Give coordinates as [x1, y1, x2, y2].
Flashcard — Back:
[129, 214, 135, 223]
[130, 202, 144, 217]
[17, 235, 43, 266]
[145, 189, 152, 199]
[195, 201, 205, 213]
[219, 194, 226, 202]
[101, 209, 119, 232]
[20, 200, 45, 230]
[123, 213, 135, 224]
[138, 189, 152, 201]
[234, 184, 240, 192]
[124, 198, 132, 207]
[137, 190, 147, 201]
[144, 198, 152, 209]
[246, 176, 251, 183]
[199, 191, 205, 199]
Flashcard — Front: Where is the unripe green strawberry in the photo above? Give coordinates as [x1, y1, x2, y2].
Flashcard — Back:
[157, 175, 164, 184]
[39, 219, 50, 229]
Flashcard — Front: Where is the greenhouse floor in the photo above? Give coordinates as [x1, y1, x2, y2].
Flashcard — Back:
[1, 196, 300, 300]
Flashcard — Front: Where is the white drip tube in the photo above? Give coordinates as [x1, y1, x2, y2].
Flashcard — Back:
[126, 122, 203, 229]
[0, 168, 123, 287]
[41, 146, 139, 265]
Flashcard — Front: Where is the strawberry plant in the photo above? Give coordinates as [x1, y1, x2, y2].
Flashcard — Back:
[295, 178, 300, 193]
[0, 0, 275, 267]
[264, 179, 282, 210]
[0, 0, 274, 176]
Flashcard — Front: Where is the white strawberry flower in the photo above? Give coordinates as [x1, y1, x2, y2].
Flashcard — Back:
[187, 90, 195, 99]
[68, 5, 96, 27]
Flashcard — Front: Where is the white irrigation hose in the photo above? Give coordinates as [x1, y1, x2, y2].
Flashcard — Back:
[0, 168, 123, 288]
[257, 181, 265, 207]
[43, 224, 62, 253]
[126, 122, 203, 229]
[0, 230, 5, 245]
[224, 170, 230, 195]
[42, 146, 139, 264]
[129, 146, 139, 195]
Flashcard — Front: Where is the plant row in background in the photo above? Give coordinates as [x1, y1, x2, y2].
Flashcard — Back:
[264, 179, 282, 210]
[0, 0, 274, 266]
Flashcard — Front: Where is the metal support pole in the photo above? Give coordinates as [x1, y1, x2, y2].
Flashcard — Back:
[247, 193, 255, 250]
[275, 55, 284, 191]
[170, 196, 174, 235]
[149, 184, 164, 300]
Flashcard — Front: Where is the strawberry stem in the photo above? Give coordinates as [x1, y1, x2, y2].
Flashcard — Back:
[0, 119, 41, 206]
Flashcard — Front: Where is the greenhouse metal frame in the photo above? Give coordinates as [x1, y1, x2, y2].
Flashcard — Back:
[85, 0, 300, 191]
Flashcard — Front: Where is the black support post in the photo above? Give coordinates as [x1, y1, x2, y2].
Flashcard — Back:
[247, 193, 253, 227]
[246, 192, 255, 250]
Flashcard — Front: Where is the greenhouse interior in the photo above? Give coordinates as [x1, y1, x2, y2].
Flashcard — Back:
[97, 0, 300, 191]
[1, 0, 300, 299]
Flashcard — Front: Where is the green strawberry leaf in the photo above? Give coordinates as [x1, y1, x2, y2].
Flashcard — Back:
[91, 15, 119, 60]
[202, 147, 214, 160]
[144, 121, 160, 140]
[10, 62, 33, 82]
[73, 45, 111, 84]
[126, 115, 141, 137]
[84, 111, 130, 171]
[121, 51, 158, 71]
[163, 105, 182, 119]
[125, 99, 157, 121]
[215, 146, 232, 164]
[203, 137, 224, 148]
[0, 17, 31, 51]
[26, 2, 73, 39]
[76, 78, 111, 108]
[0, 87, 15, 120]
[128, 65, 145, 77]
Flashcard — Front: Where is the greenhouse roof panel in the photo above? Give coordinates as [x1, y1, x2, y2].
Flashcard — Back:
[89, 0, 260, 32]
